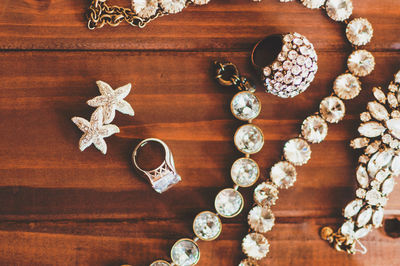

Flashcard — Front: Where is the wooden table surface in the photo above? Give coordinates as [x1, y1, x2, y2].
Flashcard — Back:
[1, 0, 400, 265]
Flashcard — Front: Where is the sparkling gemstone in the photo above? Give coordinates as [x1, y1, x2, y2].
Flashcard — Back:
[358, 121, 385, 138]
[347, 50, 375, 77]
[365, 189, 382, 206]
[320, 96, 346, 123]
[395, 70, 400, 84]
[360, 111, 372, 122]
[357, 206, 373, 227]
[234, 124, 264, 154]
[283, 138, 311, 166]
[356, 188, 366, 199]
[283, 60, 293, 70]
[171, 239, 200, 266]
[368, 150, 393, 178]
[150, 260, 170, 266]
[344, 199, 363, 218]
[382, 134, 393, 144]
[238, 258, 259, 266]
[354, 226, 372, 239]
[270, 161, 297, 189]
[242, 233, 270, 260]
[292, 65, 302, 76]
[231, 92, 261, 121]
[301, 0, 325, 9]
[376, 169, 390, 183]
[325, 0, 353, 22]
[214, 188, 243, 218]
[381, 177, 395, 195]
[365, 140, 381, 155]
[248, 206, 275, 233]
[356, 165, 369, 188]
[388, 92, 399, 108]
[340, 220, 355, 237]
[367, 101, 389, 121]
[193, 211, 222, 241]
[372, 208, 384, 227]
[301, 115, 328, 143]
[253, 182, 279, 206]
[386, 118, 400, 139]
[263, 67, 272, 77]
[391, 155, 400, 174]
[373, 87, 386, 104]
[350, 137, 369, 149]
[333, 73, 362, 100]
[392, 110, 400, 119]
[389, 83, 399, 93]
[359, 154, 369, 164]
[346, 18, 374, 46]
[288, 50, 298, 60]
[231, 158, 259, 187]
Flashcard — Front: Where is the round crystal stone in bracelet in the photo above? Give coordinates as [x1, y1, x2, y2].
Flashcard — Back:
[170, 239, 200, 266]
[347, 50, 375, 77]
[283, 138, 311, 166]
[231, 157, 260, 187]
[215, 188, 244, 218]
[333, 73, 362, 100]
[150, 260, 170, 266]
[234, 124, 264, 154]
[346, 18, 373, 46]
[193, 211, 222, 241]
[301, 115, 328, 143]
[270, 161, 297, 189]
[248, 205, 275, 233]
[320, 96, 346, 123]
[301, 0, 325, 9]
[231, 91, 261, 121]
[325, 0, 353, 22]
[253, 182, 279, 207]
[242, 233, 270, 260]
[239, 258, 259, 266]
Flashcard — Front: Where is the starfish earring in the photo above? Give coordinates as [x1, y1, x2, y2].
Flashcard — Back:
[87, 80, 135, 124]
[71, 107, 120, 154]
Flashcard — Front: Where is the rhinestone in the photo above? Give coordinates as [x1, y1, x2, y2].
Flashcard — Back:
[234, 124, 264, 154]
[333, 73, 361, 100]
[292, 65, 302, 76]
[270, 161, 297, 189]
[359, 154, 369, 164]
[381, 177, 395, 195]
[193, 211, 222, 241]
[358, 121, 385, 138]
[283, 138, 311, 166]
[301, 115, 328, 144]
[248, 206, 275, 233]
[388, 92, 399, 108]
[301, 0, 325, 9]
[263, 67, 272, 77]
[357, 206, 373, 227]
[238, 258, 259, 266]
[392, 110, 400, 119]
[373, 87, 386, 104]
[365, 189, 382, 206]
[320, 96, 345, 123]
[150, 260, 170, 266]
[365, 140, 381, 155]
[389, 83, 399, 93]
[231, 158, 260, 187]
[376, 169, 390, 183]
[325, 0, 353, 22]
[350, 137, 369, 149]
[356, 165, 369, 188]
[367, 101, 389, 121]
[390, 138, 399, 149]
[354, 226, 372, 239]
[214, 188, 244, 218]
[254, 182, 279, 207]
[297, 55, 306, 65]
[288, 50, 298, 60]
[272, 61, 282, 70]
[347, 50, 375, 77]
[395, 70, 400, 84]
[356, 188, 366, 199]
[284, 74, 294, 84]
[382, 134, 392, 144]
[171, 239, 200, 266]
[360, 112, 372, 122]
[242, 233, 270, 260]
[386, 118, 400, 139]
[346, 18, 373, 46]
[231, 91, 261, 121]
[293, 76, 303, 85]
[391, 155, 400, 174]
[340, 220, 355, 237]
[344, 199, 363, 218]
[372, 208, 384, 227]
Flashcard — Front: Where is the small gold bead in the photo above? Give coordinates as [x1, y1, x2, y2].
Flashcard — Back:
[320, 227, 334, 240]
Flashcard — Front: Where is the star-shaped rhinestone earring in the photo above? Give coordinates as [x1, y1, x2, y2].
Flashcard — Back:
[87, 80, 135, 124]
[71, 107, 120, 154]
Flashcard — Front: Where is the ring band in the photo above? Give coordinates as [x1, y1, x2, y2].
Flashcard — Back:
[132, 138, 181, 193]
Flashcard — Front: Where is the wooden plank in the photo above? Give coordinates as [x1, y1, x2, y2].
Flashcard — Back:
[0, 0, 399, 51]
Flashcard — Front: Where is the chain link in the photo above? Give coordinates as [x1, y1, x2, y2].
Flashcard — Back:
[214, 61, 256, 93]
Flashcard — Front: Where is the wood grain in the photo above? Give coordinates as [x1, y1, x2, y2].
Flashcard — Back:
[0, 0, 400, 265]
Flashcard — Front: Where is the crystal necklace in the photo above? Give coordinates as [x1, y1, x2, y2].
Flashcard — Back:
[149, 0, 376, 265]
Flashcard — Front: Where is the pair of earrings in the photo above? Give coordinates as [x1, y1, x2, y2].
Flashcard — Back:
[71, 81, 135, 154]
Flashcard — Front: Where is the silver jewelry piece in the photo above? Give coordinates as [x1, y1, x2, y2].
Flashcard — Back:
[132, 138, 181, 193]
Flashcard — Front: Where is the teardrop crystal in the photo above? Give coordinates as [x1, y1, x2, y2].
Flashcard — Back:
[344, 199, 364, 218]
[354, 226, 371, 239]
[356, 165, 369, 188]
[381, 177, 395, 195]
[372, 208, 384, 227]
[357, 206, 373, 227]
[373, 87, 386, 104]
[386, 118, 400, 139]
[358, 121, 386, 138]
[340, 220, 354, 237]
[367, 101, 389, 121]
